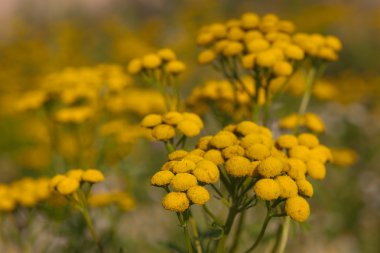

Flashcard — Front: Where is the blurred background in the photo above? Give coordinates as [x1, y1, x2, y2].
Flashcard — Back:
[0, 0, 379, 252]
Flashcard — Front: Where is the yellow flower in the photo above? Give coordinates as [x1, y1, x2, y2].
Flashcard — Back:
[241, 54, 256, 69]
[254, 179, 280, 201]
[203, 149, 224, 165]
[276, 134, 298, 149]
[141, 114, 162, 128]
[184, 154, 204, 163]
[142, 54, 162, 69]
[198, 50, 216, 64]
[244, 30, 263, 42]
[279, 113, 299, 130]
[275, 175, 298, 198]
[298, 133, 319, 148]
[296, 179, 314, 198]
[209, 23, 227, 38]
[187, 186, 210, 205]
[127, 58, 142, 75]
[49, 174, 66, 191]
[325, 36, 342, 51]
[258, 156, 283, 178]
[57, 177, 79, 195]
[246, 143, 271, 161]
[192, 160, 219, 184]
[304, 113, 325, 133]
[151, 171, 175, 186]
[287, 158, 307, 180]
[289, 145, 310, 161]
[225, 156, 252, 177]
[82, 169, 105, 183]
[241, 12, 260, 29]
[151, 124, 176, 141]
[182, 113, 204, 128]
[163, 111, 183, 125]
[197, 32, 214, 46]
[162, 192, 189, 212]
[227, 27, 244, 41]
[157, 48, 176, 61]
[177, 120, 201, 137]
[161, 161, 178, 171]
[318, 47, 338, 61]
[256, 50, 277, 67]
[222, 145, 245, 159]
[273, 61, 293, 76]
[235, 121, 260, 136]
[168, 150, 188, 161]
[165, 60, 186, 75]
[172, 160, 196, 173]
[306, 159, 326, 180]
[223, 41, 244, 56]
[285, 196, 310, 222]
[284, 45, 304, 60]
[170, 173, 198, 191]
[66, 169, 84, 181]
[331, 148, 358, 167]
[209, 131, 238, 149]
[0, 196, 15, 212]
[247, 39, 270, 54]
[189, 149, 205, 157]
[310, 145, 332, 163]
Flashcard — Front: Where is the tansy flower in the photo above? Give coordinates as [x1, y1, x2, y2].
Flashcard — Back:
[141, 114, 162, 128]
[162, 192, 189, 212]
[82, 169, 105, 183]
[198, 50, 216, 64]
[142, 54, 162, 69]
[298, 133, 319, 148]
[296, 179, 314, 198]
[157, 48, 177, 61]
[192, 160, 219, 183]
[49, 174, 66, 191]
[273, 61, 293, 76]
[187, 186, 210, 205]
[197, 136, 212, 150]
[203, 149, 224, 165]
[170, 173, 198, 192]
[289, 145, 310, 161]
[275, 175, 298, 198]
[287, 158, 307, 180]
[240, 12, 260, 29]
[306, 159, 326, 180]
[168, 150, 188, 161]
[151, 171, 175, 186]
[235, 121, 260, 136]
[57, 177, 79, 195]
[256, 50, 277, 67]
[209, 131, 238, 149]
[163, 111, 183, 125]
[258, 156, 283, 178]
[165, 60, 186, 75]
[276, 134, 298, 149]
[254, 179, 280, 201]
[222, 145, 245, 159]
[177, 120, 201, 137]
[172, 160, 196, 173]
[151, 124, 176, 141]
[285, 196, 310, 222]
[127, 58, 142, 75]
[246, 143, 271, 161]
[225, 156, 252, 177]
[66, 169, 84, 181]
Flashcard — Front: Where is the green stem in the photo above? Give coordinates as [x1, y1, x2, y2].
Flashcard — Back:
[164, 141, 175, 153]
[230, 211, 246, 253]
[276, 216, 290, 253]
[298, 67, 317, 116]
[81, 207, 103, 253]
[189, 216, 203, 253]
[216, 207, 238, 253]
[202, 205, 222, 225]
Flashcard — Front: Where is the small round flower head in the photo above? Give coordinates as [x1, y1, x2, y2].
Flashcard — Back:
[184, 154, 204, 163]
[209, 131, 238, 149]
[222, 145, 245, 159]
[142, 54, 162, 69]
[242, 54, 256, 69]
[168, 150, 188, 161]
[203, 149, 224, 165]
[287, 158, 307, 180]
[162, 192, 189, 212]
[151, 124, 175, 141]
[318, 47, 337, 61]
[161, 161, 178, 171]
[177, 120, 201, 137]
[225, 156, 252, 177]
[235, 121, 260, 136]
[310, 145, 331, 163]
[157, 48, 176, 61]
[83, 169, 105, 183]
[0, 195, 15, 212]
[165, 60, 186, 75]
[192, 160, 220, 183]
[284, 45, 304, 60]
[197, 32, 214, 46]
[273, 61, 293, 76]
[182, 113, 204, 128]
[277, 134, 298, 149]
[127, 58, 142, 75]
[285, 196, 310, 222]
[223, 41, 244, 56]
[187, 186, 210, 205]
[189, 149, 205, 157]
[304, 113, 325, 133]
[57, 177, 79, 195]
[240, 134, 263, 148]
[209, 23, 227, 38]
[141, 114, 162, 128]
[198, 50, 216, 64]
[170, 173, 198, 192]
[289, 145, 311, 161]
[163, 111, 183, 125]
[298, 133, 319, 148]
[227, 28, 244, 41]
[254, 179, 280, 201]
[325, 36, 342, 51]
[172, 160, 196, 173]
[151, 171, 175, 186]
[66, 169, 84, 181]
[256, 50, 277, 67]
[246, 143, 271, 161]
[49, 174, 66, 191]
[306, 159, 326, 180]
[275, 175, 298, 198]
[258, 156, 283, 178]
[241, 12, 260, 29]
[197, 136, 212, 150]
[296, 179, 314, 198]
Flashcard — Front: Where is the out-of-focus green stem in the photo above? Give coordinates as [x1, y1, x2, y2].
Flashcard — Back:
[276, 216, 290, 253]
[298, 67, 317, 116]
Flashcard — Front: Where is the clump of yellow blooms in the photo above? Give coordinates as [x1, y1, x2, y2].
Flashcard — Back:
[151, 151, 219, 212]
[330, 148, 358, 167]
[141, 112, 204, 143]
[88, 191, 135, 212]
[279, 112, 325, 133]
[0, 177, 51, 212]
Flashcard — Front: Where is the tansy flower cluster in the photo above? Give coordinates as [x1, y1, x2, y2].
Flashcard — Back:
[0, 177, 51, 212]
[151, 150, 220, 212]
[331, 148, 358, 168]
[141, 112, 204, 142]
[50, 169, 105, 196]
[88, 191, 136, 212]
[128, 48, 186, 76]
[279, 112, 325, 133]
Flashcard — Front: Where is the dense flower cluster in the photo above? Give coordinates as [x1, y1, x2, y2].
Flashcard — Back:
[141, 112, 204, 141]
[88, 191, 136, 211]
[151, 150, 220, 212]
[279, 112, 325, 133]
[0, 177, 51, 212]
